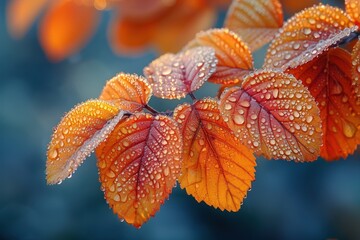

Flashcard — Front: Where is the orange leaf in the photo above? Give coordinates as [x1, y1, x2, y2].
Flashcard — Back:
[144, 47, 217, 99]
[287, 48, 360, 160]
[46, 100, 125, 185]
[184, 28, 253, 85]
[108, 15, 156, 55]
[173, 98, 256, 211]
[224, 0, 283, 51]
[351, 39, 360, 98]
[264, 4, 358, 70]
[345, 0, 360, 26]
[96, 113, 182, 227]
[99, 73, 152, 112]
[220, 70, 322, 162]
[6, 0, 48, 38]
[39, 0, 99, 61]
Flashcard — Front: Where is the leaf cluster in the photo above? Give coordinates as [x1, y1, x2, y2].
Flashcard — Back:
[46, 0, 360, 227]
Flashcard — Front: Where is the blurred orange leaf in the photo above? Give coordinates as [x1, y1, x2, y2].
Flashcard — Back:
[220, 71, 322, 162]
[264, 4, 358, 70]
[46, 100, 125, 185]
[174, 98, 256, 211]
[108, 15, 156, 55]
[345, 0, 360, 26]
[39, 0, 99, 61]
[153, 2, 216, 53]
[185, 28, 253, 85]
[144, 47, 217, 99]
[96, 113, 182, 227]
[224, 0, 283, 51]
[7, 0, 48, 38]
[99, 73, 152, 112]
[288, 48, 360, 160]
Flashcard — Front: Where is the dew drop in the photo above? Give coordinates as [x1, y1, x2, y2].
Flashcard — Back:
[49, 149, 58, 159]
[306, 115, 313, 123]
[331, 83, 343, 95]
[162, 67, 172, 76]
[240, 100, 250, 108]
[343, 121, 357, 138]
[273, 89, 279, 98]
[233, 115, 245, 125]
[303, 28, 312, 35]
[224, 103, 232, 110]
[123, 141, 130, 147]
[164, 167, 170, 176]
[114, 194, 120, 202]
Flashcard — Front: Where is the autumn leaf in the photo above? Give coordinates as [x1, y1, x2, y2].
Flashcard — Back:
[345, 0, 360, 26]
[144, 47, 217, 99]
[108, 14, 156, 55]
[99, 73, 152, 112]
[7, 0, 48, 38]
[46, 100, 125, 185]
[184, 28, 253, 85]
[351, 39, 360, 98]
[153, 3, 216, 54]
[220, 70, 322, 162]
[39, 0, 99, 61]
[96, 113, 182, 227]
[264, 4, 358, 70]
[288, 48, 360, 160]
[173, 98, 256, 211]
[224, 0, 283, 51]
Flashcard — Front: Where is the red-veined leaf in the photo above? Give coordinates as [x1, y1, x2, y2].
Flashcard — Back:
[184, 28, 253, 85]
[287, 48, 360, 160]
[224, 0, 283, 51]
[39, 0, 99, 61]
[143, 46, 217, 99]
[96, 113, 182, 227]
[351, 38, 360, 97]
[6, 0, 48, 38]
[219, 70, 322, 162]
[345, 0, 360, 26]
[46, 100, 125, 185]
[99, 73, 152, 112]
[264, 4, 358, 70]
[173, 98, 256, 211]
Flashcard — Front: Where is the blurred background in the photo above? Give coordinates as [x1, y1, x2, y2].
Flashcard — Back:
[1, 0, 360, 239]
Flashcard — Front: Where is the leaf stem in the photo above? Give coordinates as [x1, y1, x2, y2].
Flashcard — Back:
[189, 92, 197, 101]
[145, 105, 159, 114]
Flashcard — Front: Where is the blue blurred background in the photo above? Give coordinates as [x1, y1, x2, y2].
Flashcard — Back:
[1, 1, 360, 239]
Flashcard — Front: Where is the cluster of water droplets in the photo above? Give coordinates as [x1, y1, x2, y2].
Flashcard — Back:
[97, 113, 182, 226]
[220, 71, 322, 162]
[264, 4, 358, 70]
[46, 100, 123, 184]
[143, 46, 217, 99]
